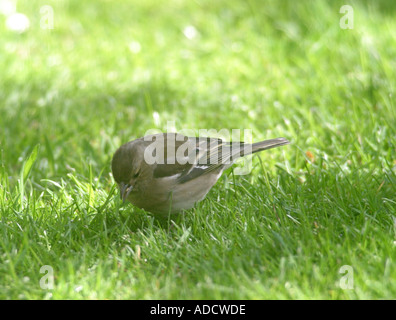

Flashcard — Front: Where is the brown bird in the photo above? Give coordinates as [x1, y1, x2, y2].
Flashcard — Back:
[112, 133, 289, 215]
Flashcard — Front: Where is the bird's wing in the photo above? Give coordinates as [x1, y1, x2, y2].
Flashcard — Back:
[148, 133, 249, 183]
[149, 133, 193, 179]
[154, 133, 247, 183]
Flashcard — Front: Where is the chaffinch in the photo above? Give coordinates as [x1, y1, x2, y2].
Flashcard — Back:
[112, 133, 289, 215]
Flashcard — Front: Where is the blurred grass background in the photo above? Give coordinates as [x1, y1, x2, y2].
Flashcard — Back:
[0, 0, 395, 299]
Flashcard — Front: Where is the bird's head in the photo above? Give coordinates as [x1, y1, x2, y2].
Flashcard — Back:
[111, 140, 145, 202]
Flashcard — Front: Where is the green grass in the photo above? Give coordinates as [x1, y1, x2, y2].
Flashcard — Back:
[0, 0, 395, 299]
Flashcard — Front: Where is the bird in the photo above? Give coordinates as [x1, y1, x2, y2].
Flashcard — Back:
[111, 133, 289, 215]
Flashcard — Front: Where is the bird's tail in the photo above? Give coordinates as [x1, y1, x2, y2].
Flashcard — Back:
[230, 137, 289, 162]
[251, 137, 290, 154]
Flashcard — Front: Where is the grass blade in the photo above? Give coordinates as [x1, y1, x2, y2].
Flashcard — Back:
[19, 144, 40, 211]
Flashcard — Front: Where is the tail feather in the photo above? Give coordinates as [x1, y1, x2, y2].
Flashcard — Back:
[234, 137, 289, 160]
[251, 137, 290, 154]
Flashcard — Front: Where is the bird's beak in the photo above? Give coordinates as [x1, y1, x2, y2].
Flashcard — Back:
[120, 182, 133, 203]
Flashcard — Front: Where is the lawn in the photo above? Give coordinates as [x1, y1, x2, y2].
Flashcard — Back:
[0, 0, 395, 299]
